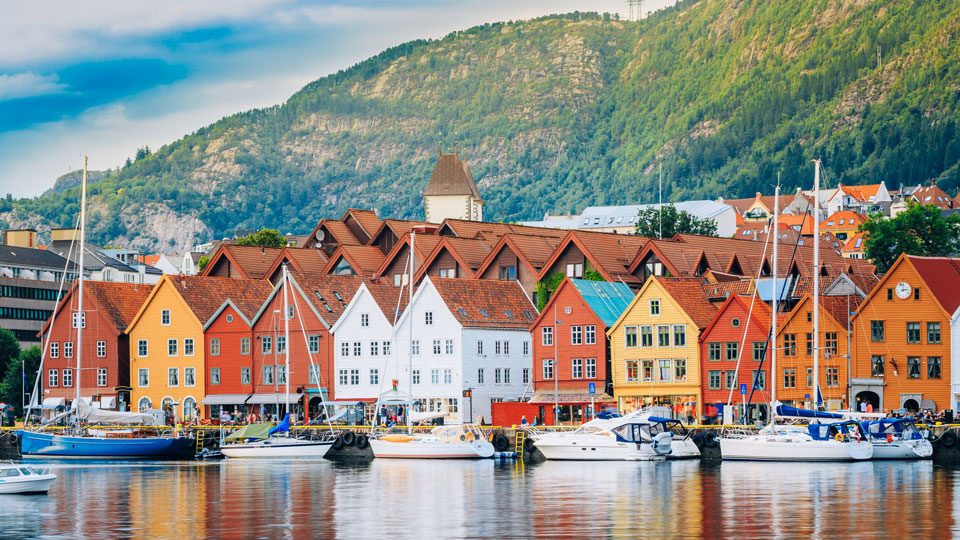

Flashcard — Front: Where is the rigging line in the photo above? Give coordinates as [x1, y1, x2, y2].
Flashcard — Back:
[288, 274, 334, 434]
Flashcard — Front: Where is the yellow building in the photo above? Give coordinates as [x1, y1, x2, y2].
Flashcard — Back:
[607, 277, 717, 421]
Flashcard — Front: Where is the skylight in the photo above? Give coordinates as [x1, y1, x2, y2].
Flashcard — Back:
[479, 309, 490, 318]
[457, 308, 468, 317]
[503, 309, 514, 319]
[333, 291, 343, 301]
[522, 310, 534, 320]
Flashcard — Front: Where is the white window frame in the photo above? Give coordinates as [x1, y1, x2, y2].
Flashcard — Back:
[161, 309, 171, 326]
[64, 341, 73, 358]
[50, 342, 59, 358]
[184, 367, 196, 387]
[96, 340, 106, 358]
[184, 338, 194, 356]
[586, 358, 597, 379]
[542, 359, 554, 380]
[167, 338, 178, 357]
[168, 367, 179, 387]
[572, 358, 583, 379]
[585, 325, 596, 345]
[210, 367, 221, 385]
[138, 368, 149, 387]
[97, 368, 107, 387]
[49, 369, 58, 387]
[542, 326, 553, 346]
[62, 368, 73, 387]
[210, 338, 221, 356]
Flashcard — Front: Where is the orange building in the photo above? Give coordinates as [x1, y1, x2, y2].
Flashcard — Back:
[818, 211, 865, 242]
[850, 254, 959, 413]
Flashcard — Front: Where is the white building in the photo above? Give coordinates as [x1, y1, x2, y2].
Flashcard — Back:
[422, 151, 484, 224]
[522, 200, 737, 238]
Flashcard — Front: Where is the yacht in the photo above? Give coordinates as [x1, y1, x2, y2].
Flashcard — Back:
[368, 425, 494, 459]
[720, 418, 873, 461]
[859, 418, 933, 459]
[220, 415, 334, 458]
[0, 463, 56, 494]
[531, 414, 674, 461]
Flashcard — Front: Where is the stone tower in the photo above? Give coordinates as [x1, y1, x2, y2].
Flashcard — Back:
[423, 149, 484, 223]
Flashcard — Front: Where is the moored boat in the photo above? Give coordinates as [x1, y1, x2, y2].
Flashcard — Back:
[720, 419, 873, 461]
[369, 425, 494, 459]
[0, 463, 57, 494]
[531, 415, 674, 461]
[859, 418, 933, 459]
[220, 416, 334, 458]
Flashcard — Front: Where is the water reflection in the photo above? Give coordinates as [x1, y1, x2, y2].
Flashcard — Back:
[1, 459, 958, 539]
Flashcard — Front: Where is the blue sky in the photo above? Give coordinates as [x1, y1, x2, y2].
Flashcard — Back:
[0, 0, 675, 197]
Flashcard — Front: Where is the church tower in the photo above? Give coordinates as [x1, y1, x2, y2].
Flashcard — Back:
[422, 148, 484, 223]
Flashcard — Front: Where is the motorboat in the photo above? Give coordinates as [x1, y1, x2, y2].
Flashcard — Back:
[645, 416, 700, 459]
[0, 463, 56, 494]
[720, 419, 873, 461]
[531, 415, 673, 461]
[220, 416, 334, 458]
[369, 425, 494, 459]
[859, 418, 933, 459]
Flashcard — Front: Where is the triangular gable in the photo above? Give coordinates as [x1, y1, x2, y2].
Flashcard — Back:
[413, 238, 478, 282]
[529, 277, 583, 330]
[699, 294, 770, 341]
[200, 243, 249, 279]
[329, 282, 373, 335]
[626, 241, 681, 277]
[203, 299, 256, 330]
[391, 276, 461, 332]
[250, 273, 327, 329]
[537, 232, 616, 282]
[727, 254, 744, 275]
[474, 235, 539, 281]
[124, 275, 203, 333]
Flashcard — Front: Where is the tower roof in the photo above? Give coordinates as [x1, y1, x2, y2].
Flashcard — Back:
[423, 152, 483, 202]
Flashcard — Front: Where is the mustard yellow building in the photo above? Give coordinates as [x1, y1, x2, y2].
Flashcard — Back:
[607, 277, 717, 420]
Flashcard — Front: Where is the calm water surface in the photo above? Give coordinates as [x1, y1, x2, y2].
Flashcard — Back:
[0, 459, 956, 539]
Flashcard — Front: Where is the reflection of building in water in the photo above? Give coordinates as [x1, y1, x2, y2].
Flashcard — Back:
[127, 464, 208, 540]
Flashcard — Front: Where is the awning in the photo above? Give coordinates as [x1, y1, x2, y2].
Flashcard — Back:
[201, 394, 252, 405]
[321, 400, 376, 406]
[42, 397, 66, 409]
[529, 393, 616, 404]
[247, 394, 299, 405]
[378, 389, 410, 404]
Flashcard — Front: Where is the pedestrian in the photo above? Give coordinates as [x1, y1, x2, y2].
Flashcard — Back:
[859, 399, 866, 413]
[866, 402, 874, 414]
[520, 415, 528, 427]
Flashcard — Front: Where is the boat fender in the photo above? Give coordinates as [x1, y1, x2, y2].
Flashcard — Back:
[9, 433, 17, 446]
[341, 431, 356, 446]
[493, 434, 510, 452]
[835, 432, 844, 443]
[939, 430, 957, 448]
[332, 436, 344, 450]
[355, 434, 369, 449]
[703, 431, 719, 449]
[523, 437, 536, 453]
[465, 431, 474, 441]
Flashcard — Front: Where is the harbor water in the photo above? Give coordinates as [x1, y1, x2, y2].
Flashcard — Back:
[0, 459, 955, 539]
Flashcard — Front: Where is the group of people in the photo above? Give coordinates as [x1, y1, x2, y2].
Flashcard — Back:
[377, 404, 404, 426]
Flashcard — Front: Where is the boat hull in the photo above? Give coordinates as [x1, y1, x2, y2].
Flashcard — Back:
[533, 435, 661, 461]
[0, 474, 56, 494]
[369, 439, 494, 459]
[18, 431, 194, 459]
[665, 438, 701, 459]
[221, 438, 333, 458]
[869, 440, 933, 460]
[719, 435, 873, 461]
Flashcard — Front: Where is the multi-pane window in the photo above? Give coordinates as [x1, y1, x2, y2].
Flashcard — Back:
[412, 370, 421, 385]
[586, 358, 597, 379]
[708, 342, 721, 361]
[805, 333, 813, 356]
[542, 327, 553, 346]
[64, 341, 73, 358]
[263, 366, 274, 385]
[277, 336, 286, 355]
[523, 342, 530, 355]
[412, 340, 420, 355]
[309, 366, 320, 385]
[168, 368, 179, 387]
[724, 370, 737, 389]
[63, 369, 73, 387]
[806, 367, 813, 387]
[522, 368, 530, 384]
[495, 369, 502, 384]
[825, 367, 839, 387]
[432, 340, 441, 355]
[624, 326, 638, 348]
[543, 359, 554, 380]
[673, 325, 686, 347]
[309, 335, 320, 354]
[425, 312, 433, 325]
[571, 326, 582, 345]
[708, 370, 721, 390]
[649, 299, 660, 316]
[928, 322, 941, 344]
[97, 368, 107, 387]
[138, 368, 148, 387]
[184, 367, 196, 387]
[361, 314, 369, 327]
[72, 312, 85, 328]
[783, 368, 796, 388]
[50, 342, 58, 358]
[753, 342, 765, 362]
[871, 320, 885, 342]
[240, 338, 250, 355]
[674, 358, 686, 381]
[871, 355, 884, 377]
[640, 326, 653, 347]
[48, 369, 59, 387]
[657, 325, 670, 347]
[339, 370, 348, 386]
[783, 334, 796, 356]
[383, 341, 391, 356]
[370, 341, 379, 356]
[752, 370, 766, 390]
[431, 369, 440, 384]
[353, 342, 361, 356]
[443, 369, 452, 384]
[585, 325, 596, 345]
[478, 368, 484, 384]
[929, 357, 942, 379]
[824, 332, 838, 355]
[167, 339, 178, 356]
[241, 368, 251, 385]
[184, 338, 194, 356]
[350, 369, 359, 385]
[572, 358, 583, 379]
[277, 365, 287, 384]
[96, 341, 106, 357]
[641, 359, 654, 382]
[262, 336, 273, 354]
[161, 309, 170, 326]
[907, 357, 921, 379]
[625, 360, 639, 382]
[495, 340, 502, 355]
[504, 369, 511, 384]
[906, 323, 921, 344]
[370, 369, 379, 385]
[503, 341, 509, 355]
[725, 342, 738, 361]
[658, 359, 672, 382]
[445, 339, 454, 355]
[210, 338, 220, 356]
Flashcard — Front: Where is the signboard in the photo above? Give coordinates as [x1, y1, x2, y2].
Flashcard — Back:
[739, 383, 748, 396]
[588, 382, 596, 395]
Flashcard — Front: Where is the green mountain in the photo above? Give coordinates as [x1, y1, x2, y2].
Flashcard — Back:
[4, 0, 960, 253]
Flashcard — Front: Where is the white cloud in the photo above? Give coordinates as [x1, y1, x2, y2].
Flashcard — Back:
[0, 72, 66, 100]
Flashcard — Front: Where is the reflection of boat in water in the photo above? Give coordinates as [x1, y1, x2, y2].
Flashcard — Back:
[532, 413, 675, 461]
[859, 418, 933, 459]
[220, 416, 333, 458]
[0, 463, 56, 494]
[369, 425, 494, 459]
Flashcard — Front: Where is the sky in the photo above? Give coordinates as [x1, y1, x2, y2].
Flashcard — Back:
[0, 0, 675, 198]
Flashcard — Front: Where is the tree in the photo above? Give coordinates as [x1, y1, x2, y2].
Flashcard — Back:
[236, 229, 288, 248]
[634, 205, 718, 238]
[0, 346, 40, 417]
[861, 203, 960, 273]
[197, 255, 210, 273]
[0, 328, 20, 383]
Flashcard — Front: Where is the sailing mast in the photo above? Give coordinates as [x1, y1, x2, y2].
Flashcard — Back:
[282, 264, 291, 425]
[813, 160, 821, 410]
[407, 229, 415, 432]
[75, 156, 88, 431]
[770, 183, 779, 427]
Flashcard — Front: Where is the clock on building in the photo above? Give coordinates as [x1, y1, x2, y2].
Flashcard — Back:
[895, 281, 911, 299]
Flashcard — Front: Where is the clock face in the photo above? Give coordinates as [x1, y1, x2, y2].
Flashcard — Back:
[895, 281, 911, 299]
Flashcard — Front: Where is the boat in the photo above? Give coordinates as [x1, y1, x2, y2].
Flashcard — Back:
[18, 158, 193, 460]
[859, 418, 933, 459]
[0, 462, 56, 494]
[531, 413, 674, 461]
[368, 425, 494, 459]
[220, 415, 333, 458]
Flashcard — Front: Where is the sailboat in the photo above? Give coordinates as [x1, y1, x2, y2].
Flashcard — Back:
[220, 265, 334, 458]
[718, 164, 872, 461]
[18, 157, 194, 459]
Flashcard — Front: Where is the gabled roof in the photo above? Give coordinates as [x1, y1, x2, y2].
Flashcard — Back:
[779, 293, 862, 334]
[842, 233, 865, 253]
[570, 278, 635, 327]
[40, 281, 153, 337]
[264, 247, 329, 281]
[430, 277, 535, 329]
[323, 245, 387, 277]
[474, 233, 565, 279]
[701, 279, 755, 302]
[414, 236, 498, 281]
[329, 281, 408, 334]
[655, 277, 719, 329]
[721, 192, 795, 216]
[908, 255, 960, 315]
[373, 234, 442, 278]
[700, 293, 771, 339]
[908, 185, 955, 209]
[437, 219, 568, 240]
[369, 218, 434, 247]
[819, 211, 866, 231]
[200, 244, 284, 280]
[422, 152, 483, 201]
[253, 273, 368, 329]
[340, 208, 382, 242]
[539, 230, 648, 285]
[126, 275, 273, 332]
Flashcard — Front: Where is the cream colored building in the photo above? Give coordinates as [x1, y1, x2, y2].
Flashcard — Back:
[423, 151, 483, 223]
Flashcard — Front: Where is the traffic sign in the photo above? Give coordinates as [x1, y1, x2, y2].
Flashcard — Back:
[739, 383, 748, 395]
[588, 382, 596, 395]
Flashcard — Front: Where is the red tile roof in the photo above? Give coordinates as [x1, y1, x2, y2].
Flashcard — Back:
[287, 273, 368, 326]
[909, 185, 955, 209]
[908, 255, 960, 314]
[323, 245, 387, 276]
[341, 209, 382, 239]
[542, 230, 648, 285]
[653, 277, 718, 328]
[201, 244, 285, 280]
[44, 281, 154, 336]
[165, 275, 274, 324]
[819, 211, 866, 231]
[366, 282, 409, 323]
[430, 277, 536, 328]
[439, 219, 568, 240]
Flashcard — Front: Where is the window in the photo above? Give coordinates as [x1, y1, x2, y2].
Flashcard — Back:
[94, 340, 106, 358]
[806, 367, 813, 387]
[412, 340, 420, 355]
[287, 306, 295, 319]
[523, 341, 530, 355]
[369, 369, 379, 385]
[928, 322, 941, 344]
[708, 342, 721, 361]
[805, 333, 813, 356]
[503, 341, 509, 355]
[504, 369, 511, 384]
[725, 342, 738, 361]
[499, 265, 516, 281]
[168, 368, 179, 387]
[445, 339, 454, 355]
[625, 360, 639, 382]
[784, 368, 796, 388]
[585, 325, 596, 345]
[871, 355, 884, 377]
[641, 359, 654, 382]
[184, 338, 194, 356]
[753, 342, 765, 362]
[161, 309, 170, 325]
[309, 335, 320, 354]
[444, 369, 452, 384]
[97, 368, 107, 387]
[543, 359, 554, 380]
[241, 368, 251, 385]
[262, 336, 272, 354]
[571, 326, 582, 345]
[412, 370, 421, 385]
[370, 341, 379, 356]
[887, 288, 893, 300]
[708, 370, 721, 390]
[825, 367, 838, 387]
[361, 313, 369, 327]
[914, 288, 920, 300]
[674, 358, 686, 381]
[138, 368, 148, 387]
[350, 369, 359, 385]
[383, 341, 391, 356]
[277, 365, 287, 384]
[824, 332, 838, 355]
[50, 342, 58, 358]
[566, 263, 583, 278]
[64, 341, 73, 358]
[478, 368, 484, 384]
[907, 357, 921, 379]
[649, 299, 660, 316]
[48, 369, 59, 387]
[185, 367, 196, 387]
[309, 366, 320, 385]
[752, 370, 766, 390]
[210, 338, 220, 356]
[240, 338, 251, 355]
[339, 370, 348, 386]
[432, 339, 441, 355]
[658, 359, 672, 382]
[425, 312, 433, 325]
[586, 358, 597, 379]
[673, 325, 686, 347]
[657, 325, 670, 347]
[871, 320, 884, 342]
[572, 358, 583, 379]
[542, 327, 554, 346]
[624, 326, 638, 348]
[431, 369, 440, 384]
[724, 370, 737, 389]
[783, 334, 796, 357]
[63, 369, 72, 387]
[353, 342, 361, 356]
[929, 357, 942, 379]
[640, 326, 653, 347]
[263, 366, 274, 385]
[906, 322, 921, 344]
[522, 368, 530, 384]
[72, 312, 84, 328]
[495, 369, 502, 384]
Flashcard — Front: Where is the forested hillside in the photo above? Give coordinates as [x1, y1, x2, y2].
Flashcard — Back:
[3, 0, 960, 253]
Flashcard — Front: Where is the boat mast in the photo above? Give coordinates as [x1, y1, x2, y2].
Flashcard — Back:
[770, 183, 778, 425]
[283, 264, 291, 424]
[408, 229, 415, 433]
[813, 160, 821, 410]
[75, 156, 87, 431]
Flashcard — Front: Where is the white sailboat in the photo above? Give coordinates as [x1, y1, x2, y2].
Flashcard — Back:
[719, 165, 872, 461]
